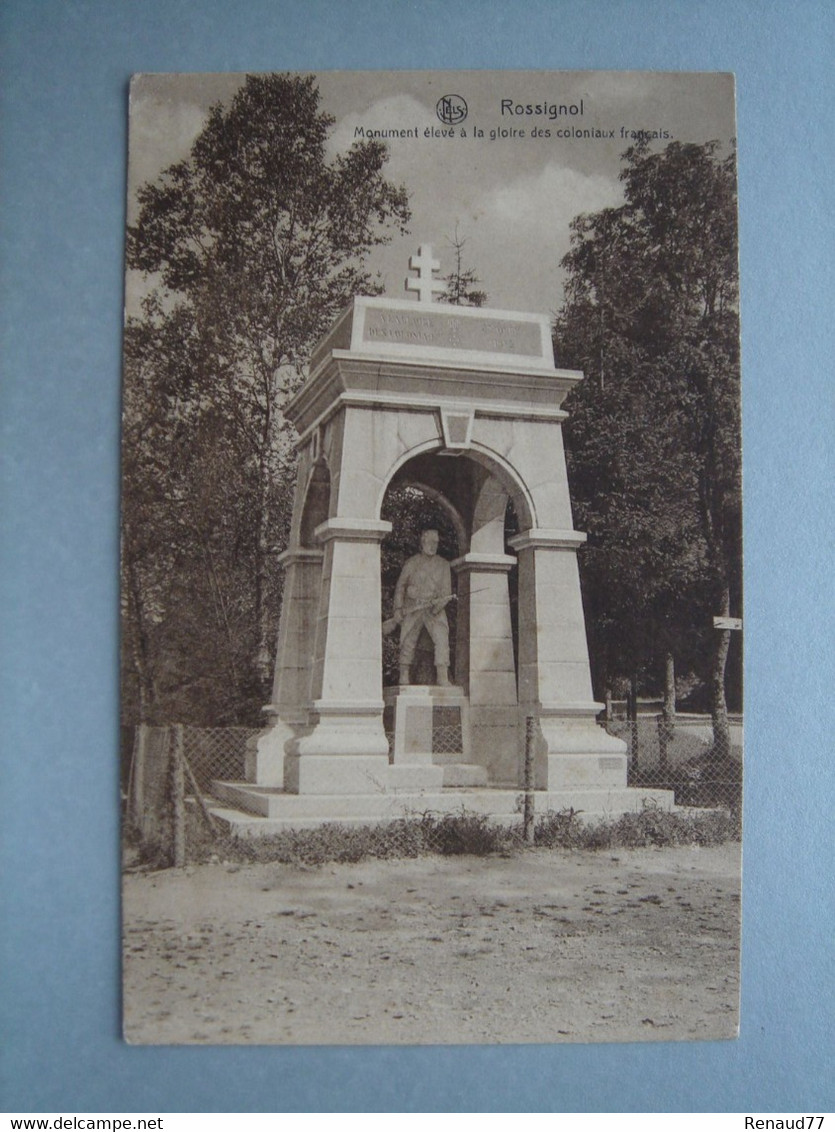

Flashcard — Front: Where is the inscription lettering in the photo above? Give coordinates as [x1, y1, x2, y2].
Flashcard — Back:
[362, 307, 541, 358]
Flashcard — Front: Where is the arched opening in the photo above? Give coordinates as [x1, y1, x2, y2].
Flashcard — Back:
[505, 495, 521, 677]
[379, 447, 531, 693]
[379, 443, 535, 536]
[299, 459, 331, 548]
[377, 446, 527, 783]
[377, 448, 524, 783]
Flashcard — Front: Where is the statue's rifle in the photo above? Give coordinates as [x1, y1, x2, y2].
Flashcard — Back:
[382, 587, 490, 636]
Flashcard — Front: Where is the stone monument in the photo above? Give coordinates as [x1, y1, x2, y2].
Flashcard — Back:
[212, 244, 673, 831]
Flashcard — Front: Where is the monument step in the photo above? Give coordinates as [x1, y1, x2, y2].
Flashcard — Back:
[388, 764, 446, 790]
[208, 781, 675, 836]
[213, 779, 506, 820]
[441, 763, 489, 787]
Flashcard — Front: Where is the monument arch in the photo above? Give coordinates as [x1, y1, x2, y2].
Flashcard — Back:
[230, 245, 674, 828]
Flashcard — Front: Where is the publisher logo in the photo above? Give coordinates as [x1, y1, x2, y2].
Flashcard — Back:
[436, 95, 468, 125]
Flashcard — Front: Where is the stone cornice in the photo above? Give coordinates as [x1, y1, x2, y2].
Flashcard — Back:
[328, 350, 578, 384]
[276, 548, 325, 568]
[452, 553, 517, 573]
[311, 699, 387, 715]
[293, 387, 569, 449]
[287, 350, 580, 437]
[313, 518, 392, 544]
[509, 528, 587, 552]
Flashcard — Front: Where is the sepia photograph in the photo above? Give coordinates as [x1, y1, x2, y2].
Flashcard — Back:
[121, 70, 743, 1046]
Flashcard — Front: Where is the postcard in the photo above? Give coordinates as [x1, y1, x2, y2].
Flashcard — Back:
[122, 70, 742, 1045]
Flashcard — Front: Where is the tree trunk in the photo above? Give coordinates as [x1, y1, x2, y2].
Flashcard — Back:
[124, 549, 156, 724]
[711, 584, 732, 758]
[203, 542, 241, 701]
[628, 671, 639, 769]
[254, 437, 274, 691]
[663, 651, 676, 721]
[658, 651, 676, 775]
[627, 673, 639, 722]
[171, 724, 186, 868]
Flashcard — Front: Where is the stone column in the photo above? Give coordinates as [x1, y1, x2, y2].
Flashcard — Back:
[246, 547, 324, 786]
[453, 552, 518, 784]
[510, 529, 627, 790]
[284, 518, 392, 794]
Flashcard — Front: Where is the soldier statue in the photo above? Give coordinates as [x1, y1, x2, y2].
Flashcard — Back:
[392, 529, 454, 686]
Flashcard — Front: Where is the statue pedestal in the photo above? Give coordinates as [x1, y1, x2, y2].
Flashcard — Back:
[383, 685, 487, 788]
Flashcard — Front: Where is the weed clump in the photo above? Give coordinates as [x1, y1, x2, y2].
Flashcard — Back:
[423, 810, 519, 856]
[534, 802, 739, 850]
[534, 807, 588, 849]
[128, 800, 739, 870]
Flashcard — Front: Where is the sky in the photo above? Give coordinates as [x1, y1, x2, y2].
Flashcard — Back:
[127, 69, 737, 318]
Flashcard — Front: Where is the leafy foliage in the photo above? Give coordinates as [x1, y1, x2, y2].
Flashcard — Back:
[122, 74, 410, 725]
[554, 140, 742, 733]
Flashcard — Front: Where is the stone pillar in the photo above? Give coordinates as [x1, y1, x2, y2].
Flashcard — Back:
[453, 552, 518, 784]
[510, 529, 627, 790]
[246, 547, 323, 786]
[283, 518, 392, 794]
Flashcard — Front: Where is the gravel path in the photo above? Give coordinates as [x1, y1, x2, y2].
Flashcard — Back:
[123, 842, 741, 1045]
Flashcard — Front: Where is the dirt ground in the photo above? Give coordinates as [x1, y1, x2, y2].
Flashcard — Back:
[122, 842, 741, 1045]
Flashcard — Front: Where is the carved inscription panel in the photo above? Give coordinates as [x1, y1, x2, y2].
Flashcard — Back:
[362, 305, 543, 359]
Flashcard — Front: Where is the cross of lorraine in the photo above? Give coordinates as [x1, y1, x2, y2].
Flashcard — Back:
[405, 243, 446, 303]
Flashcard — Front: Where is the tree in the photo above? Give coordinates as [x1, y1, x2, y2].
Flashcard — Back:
[441, 227, 487, 307]
[123, 74, 410, 725]
[555, 140, 741, 748]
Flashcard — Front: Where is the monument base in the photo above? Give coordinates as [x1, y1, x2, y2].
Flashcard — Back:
[383, 684, 488, 788]
[245, 711, 302, 788]
[281, 700, 392, 794]
[533, 705, 630, 790]
[209, 781, 677, 835]
[283, 753, 391, 795]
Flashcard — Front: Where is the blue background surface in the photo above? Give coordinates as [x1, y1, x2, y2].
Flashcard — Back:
[1, 0, 833, 1113]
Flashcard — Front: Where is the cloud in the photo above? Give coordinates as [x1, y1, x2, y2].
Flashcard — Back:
[580, 70, 661, 105]
[479, 162, 622, 234]
[326, 93, 433, 174]
[127, 90, 208, 220]
[455, 163, 623, 312]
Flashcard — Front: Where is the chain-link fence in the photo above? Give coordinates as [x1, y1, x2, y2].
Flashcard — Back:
[602, 714, 742, 811]
[124, 714, 741, 866]
[124, 723, 260, 864]
[181, 726, 260, 789]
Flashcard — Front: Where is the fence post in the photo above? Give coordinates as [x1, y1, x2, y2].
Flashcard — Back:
[523, 715, 535, 844]
[183, 747, 220, 836]
[627, 676, 640, 772]
[657, 712, 674, 777]
[127, 723, 148, 832]
[171, 724, 186, 868]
